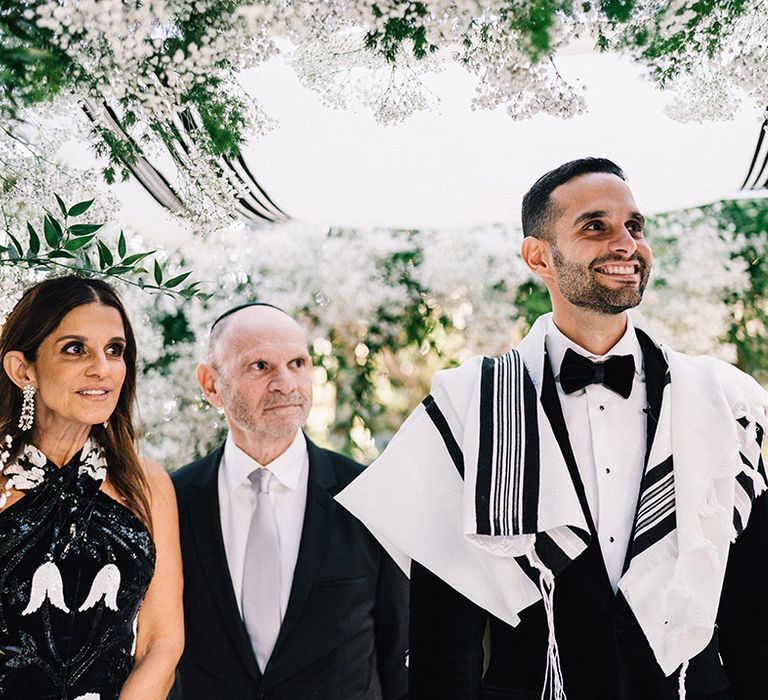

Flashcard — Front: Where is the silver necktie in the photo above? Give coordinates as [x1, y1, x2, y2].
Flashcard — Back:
[242, 469, 281, 671]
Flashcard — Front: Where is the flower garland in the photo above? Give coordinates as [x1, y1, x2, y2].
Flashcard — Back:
[3, 0, 767, 224]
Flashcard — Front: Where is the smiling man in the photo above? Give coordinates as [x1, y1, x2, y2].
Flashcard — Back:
[170, 303, 408, 700]
[337, 158, 768, 699]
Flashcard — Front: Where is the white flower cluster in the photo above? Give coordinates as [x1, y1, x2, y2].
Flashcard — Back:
[12, 0, 768, 223]
[613, 0, 768, 123]
[641, 213, 748, 361]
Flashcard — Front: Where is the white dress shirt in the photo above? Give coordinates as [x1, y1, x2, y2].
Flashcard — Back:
[544, 314, 647, 591]
[218, 430, 309, 616]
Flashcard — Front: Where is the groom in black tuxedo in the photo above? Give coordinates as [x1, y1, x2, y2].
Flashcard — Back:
[171, 303, 408, 700]
[407, 159, 768, 699]
[336, 157, 768, 700]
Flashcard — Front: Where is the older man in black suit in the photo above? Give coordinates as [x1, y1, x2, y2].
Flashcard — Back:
[171, 303, 408, 700]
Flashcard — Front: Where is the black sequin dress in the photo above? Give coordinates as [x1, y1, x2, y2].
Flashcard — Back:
[0, 438, 156, 700]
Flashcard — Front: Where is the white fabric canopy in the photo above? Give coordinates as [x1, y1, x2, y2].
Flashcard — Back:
[236, 50, 765, 229]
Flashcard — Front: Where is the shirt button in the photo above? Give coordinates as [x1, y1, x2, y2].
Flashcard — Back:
[599, 405, 605, 411]
[605, 467, 611, 474]
[609, 536, 615, 543]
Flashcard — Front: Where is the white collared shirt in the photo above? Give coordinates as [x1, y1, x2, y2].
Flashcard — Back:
[544, 314, 647, 591]
[218, 430, 309, 616]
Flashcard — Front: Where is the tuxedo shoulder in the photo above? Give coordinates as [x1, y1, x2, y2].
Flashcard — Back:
[171, 449, 219, 489]
[318, 446, 366, 486]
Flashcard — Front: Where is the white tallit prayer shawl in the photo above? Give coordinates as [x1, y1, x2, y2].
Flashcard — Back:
[335, 312, 768, 696]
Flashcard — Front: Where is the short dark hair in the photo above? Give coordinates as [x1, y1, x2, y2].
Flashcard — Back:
[521, 157, 626, 239]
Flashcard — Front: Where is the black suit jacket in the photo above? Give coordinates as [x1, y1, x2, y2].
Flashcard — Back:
[171, 438, 409, 700]
[409, 333, 768, 700]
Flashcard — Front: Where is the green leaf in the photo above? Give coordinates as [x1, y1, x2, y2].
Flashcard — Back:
[153, 259, 163, 285]
[27, 223, 40, 255]
[48, 250, 76, 259]
[164, 271, 192, 288]
[64, 235, 95, 251]
[54, 193, 67, 218]
[8, 232, 24, 256]
[68, 223, 103, 236]
[43, 215, 61, 248]
[48, 214, 63, 237]
[122, 252, 152, 266]
[68, 199, 95, 217]
[118, 230, 126, 258]
[104, 265, 133, 275]
[97, 240, 113, 268]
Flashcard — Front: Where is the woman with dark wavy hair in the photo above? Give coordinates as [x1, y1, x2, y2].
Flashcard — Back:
[0, 275, 183, 699]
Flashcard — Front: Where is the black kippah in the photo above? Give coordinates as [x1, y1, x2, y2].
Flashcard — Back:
[210, 301, 288, 330]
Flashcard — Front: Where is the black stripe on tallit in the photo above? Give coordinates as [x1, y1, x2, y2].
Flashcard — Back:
[736, 470, 756, 501]
[632, 511, 676, 557]
[422, 395, 465, 479]
[495, 355, 511, 536]
[640, 455, 674, 493]
[516, 552, 543, 585]
[521, 366, 540, 534]
[475, 357, 497, 535]
[533, 532, 572, 577]
[635, 493, 675, 533]
[507, 354, 519, 537]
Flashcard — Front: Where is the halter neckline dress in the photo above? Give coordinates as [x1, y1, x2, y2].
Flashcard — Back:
[0, 438, 156, 700]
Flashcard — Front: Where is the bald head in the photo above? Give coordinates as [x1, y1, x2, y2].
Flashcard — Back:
[207, 305, 306, 368]
[197, 305, 313, 464]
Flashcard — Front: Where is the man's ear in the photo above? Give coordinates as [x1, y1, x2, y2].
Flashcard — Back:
[196, 362, 224, 409]
[3, 351, 36, 390]
[521, 236, 553, 281]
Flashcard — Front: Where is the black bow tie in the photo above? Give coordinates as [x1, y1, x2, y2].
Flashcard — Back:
[559, 348, 635, 399]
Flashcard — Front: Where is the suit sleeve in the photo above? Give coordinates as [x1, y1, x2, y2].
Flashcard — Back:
[717, 487, 768, 699]
[408, 560, 487, 700]
[373, 546, 409, 700]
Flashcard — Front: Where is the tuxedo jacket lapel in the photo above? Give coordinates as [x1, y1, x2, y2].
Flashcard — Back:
[266, 438, 336, 678]
[185, 446, 261, 681]
[621, 329, 669, 573]
[636, 329, 668, 469]
[540, 353, 616, 600]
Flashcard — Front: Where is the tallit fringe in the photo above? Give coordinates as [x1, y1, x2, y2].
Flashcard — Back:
[678, 659, 689, 699]
[528, 550, 566, 700]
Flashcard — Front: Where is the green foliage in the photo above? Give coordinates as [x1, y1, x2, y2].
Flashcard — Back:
[0, 194, 209, 299]
[0, 3, 75, 118]
[716, 199, 768, 383]
[2, 0, 759, 190]
[364, 2, 437, 62]
[514, 278, 552, 333]
[505, 0, 574, 61]
[307, 231, 452, 456]
[144, 308, 196, 375]
[614, 0, 751, 85]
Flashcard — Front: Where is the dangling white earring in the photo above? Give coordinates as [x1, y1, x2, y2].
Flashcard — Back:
[102, 420, 109, 429]
[18, 384, 35, 431]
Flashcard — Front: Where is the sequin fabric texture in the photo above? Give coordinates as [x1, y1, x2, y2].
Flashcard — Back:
[0, 439, 156, 700]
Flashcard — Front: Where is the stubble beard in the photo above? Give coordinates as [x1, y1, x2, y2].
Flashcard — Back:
[550, 242, 650, 315]
[223, 384, 309, 443]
